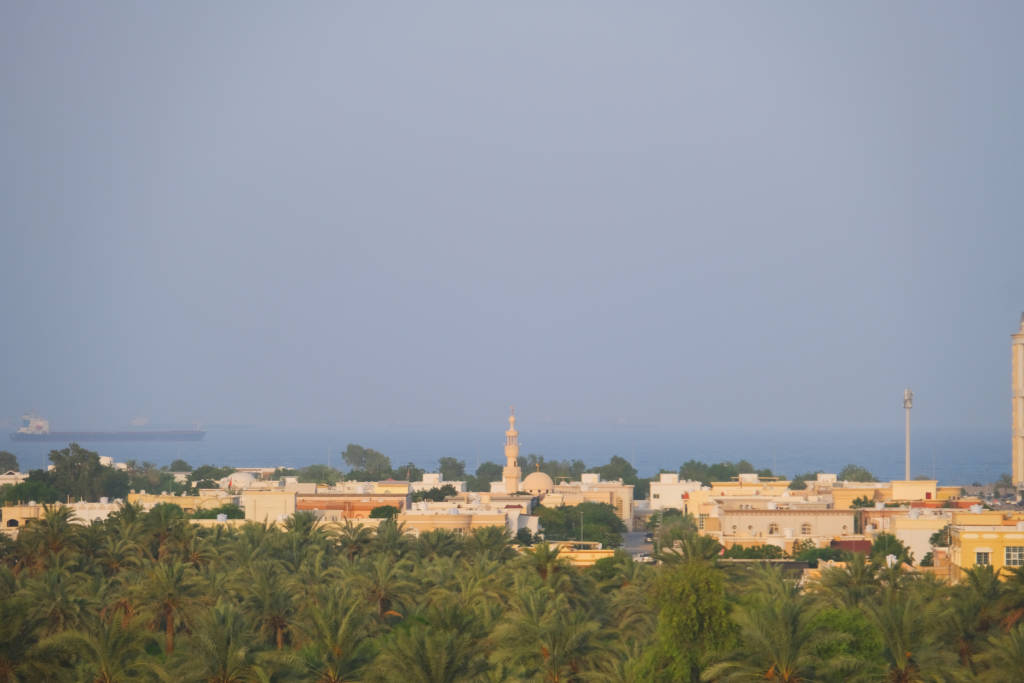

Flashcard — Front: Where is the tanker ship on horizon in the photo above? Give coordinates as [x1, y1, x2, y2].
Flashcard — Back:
[9, 414, 205, 442]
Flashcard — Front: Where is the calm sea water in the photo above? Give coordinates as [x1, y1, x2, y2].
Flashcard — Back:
[5, 426, 1010, 487]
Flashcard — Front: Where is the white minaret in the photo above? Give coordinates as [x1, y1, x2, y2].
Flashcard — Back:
[502, 408, 521, 494]
[903, 388, 913, 480]
[1012, 315, 1024, 488]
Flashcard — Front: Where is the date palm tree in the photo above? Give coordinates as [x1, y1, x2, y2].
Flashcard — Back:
[370, 608, 489, 683]
[16, 504, 80, 571]
[292, 585, 376, 683]
[372, 518, 413, 558]
[863, 585, 964, 682]
[817, 552, 878, 609]
[974, 623, 1024, 682]
[352, 555, 417, 619]
[331, 520, 374, 560]
[242, 561, 295, 650]
[24, 567, 97, 635]
[950, 565, 1004, 670]
[703, 574, 844, 682]
[520, 542, 567, 581]
[415, 529, 464, 560]
[465, 526, 516, 562]
[492, 589, 601, 682]
[32, 616, 156, 683]
[0, 591, 44, 683]
[169, 601, 271, 683]
[135, 560, 204, 654]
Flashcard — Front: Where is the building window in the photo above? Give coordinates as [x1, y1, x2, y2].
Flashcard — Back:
[1007, 546, 1024, 568]
[768, 523, 779, 535]
[698, 513, 707, 530]
[800, 523, 811, 535]
[652, 494, 660, 499]
[731, 524, 737, 535]
[976, 551, 991, 567]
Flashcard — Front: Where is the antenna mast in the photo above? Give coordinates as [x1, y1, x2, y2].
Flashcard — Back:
[903, 388, 913, 480]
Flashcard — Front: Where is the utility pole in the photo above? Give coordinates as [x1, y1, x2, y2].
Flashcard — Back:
[580, 509, 584, 543]
[904, 388, 913, 480]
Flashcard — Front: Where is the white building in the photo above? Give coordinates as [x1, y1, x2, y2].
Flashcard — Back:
[648, 472, 705, 511]
[411, 472, 466, 493]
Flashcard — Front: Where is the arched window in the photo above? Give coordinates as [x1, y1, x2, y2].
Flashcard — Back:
[800, 523, 812, 535]
[6, 519, 18, 527]
[768, 523, 779, 535]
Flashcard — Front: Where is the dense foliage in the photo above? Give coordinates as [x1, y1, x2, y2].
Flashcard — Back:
[678, 459, 776, 486]
[1, 505, 1023, 682]
[535, 502, 627, 548]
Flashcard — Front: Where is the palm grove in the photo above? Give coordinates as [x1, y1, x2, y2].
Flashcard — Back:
[2, 447, 1024, 680]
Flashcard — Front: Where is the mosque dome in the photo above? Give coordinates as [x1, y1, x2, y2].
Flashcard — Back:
[521, 470, 555, 495]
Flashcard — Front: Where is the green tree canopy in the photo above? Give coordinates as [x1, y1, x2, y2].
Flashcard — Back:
[168, 459, 192, 472]
[0, 451, 19, 472]
[678, 459, 775, 486]
[722, 544, 788, 559]
[839, 464, 878, 482]
[341, 444, 392, 479]
[191, 504, 245, 520]
[369, 505, 400, 520]
[466, 461, 503, 492]
[536, 502, 626, 548]
[188, 465, 235, 485]
[296, 464, 342, 485]
[870, 532, 913, 566]
[438, 457, 465, 481]
[789, 471, 822, 490]
[0, 478, 61, 504]
[642, 559, 734, 681]
[410, 485, 457, 502]
[929, 524, 952, 548]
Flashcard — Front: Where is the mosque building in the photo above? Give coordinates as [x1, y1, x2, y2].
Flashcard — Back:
[490, 409, 635, 524]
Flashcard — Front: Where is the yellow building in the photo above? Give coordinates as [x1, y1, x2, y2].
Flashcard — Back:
[708, 474, 791, 498]
[373, 479, 412, 495]
[538, 541, 615, 568]
[950, 523, 1024, 574]
[398, 510, 510, 535]
[127, 491, 232, 513]
[1, 501, 122, 536]
[241, 490, 297, 524]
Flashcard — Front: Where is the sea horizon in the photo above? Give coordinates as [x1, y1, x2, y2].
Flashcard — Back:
[4, 424, 1010, 487]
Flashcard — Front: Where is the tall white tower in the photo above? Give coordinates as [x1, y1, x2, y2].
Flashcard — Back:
[502, 409, 521, 494]
[1012, 315, 1024, 487]
[904, 388, 913, 480]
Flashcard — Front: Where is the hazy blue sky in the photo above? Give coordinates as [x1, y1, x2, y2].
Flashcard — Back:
[2, 3, 1022, 432]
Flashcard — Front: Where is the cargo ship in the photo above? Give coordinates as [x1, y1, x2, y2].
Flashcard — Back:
[9, 414, 205, 442]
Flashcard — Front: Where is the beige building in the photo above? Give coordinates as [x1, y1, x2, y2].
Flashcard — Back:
[241, 490, 297, 523]
[411, 472, 466, 493]
[708, 474, 792, 498]
[711, 503, 856, 554]
[127, 491, 234, 513]
[647, 473, 704, 511]
[0, 471, 29, 488]
[859, 506, 951, 562]
[2, 501, 122, 537]
[524, 472, 635, 525]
